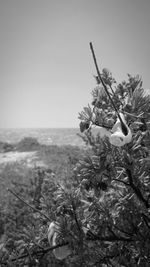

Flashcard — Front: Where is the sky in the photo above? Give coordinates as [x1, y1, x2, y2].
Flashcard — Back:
[0, 0, 150, 128]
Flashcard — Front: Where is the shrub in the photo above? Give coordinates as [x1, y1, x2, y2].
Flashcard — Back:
[16, 137, 40, 152]
[1, 44, 150, 266]
[0, 142, 14, 153]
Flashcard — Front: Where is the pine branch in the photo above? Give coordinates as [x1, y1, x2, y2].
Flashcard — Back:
[7, 188, 51, 221]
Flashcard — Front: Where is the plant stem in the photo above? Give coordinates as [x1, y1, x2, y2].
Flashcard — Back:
[2, 242, 69, 263]
[126, 169, 149, 209]
[7, 188, 51, 221]
[89, 42, 126, 129]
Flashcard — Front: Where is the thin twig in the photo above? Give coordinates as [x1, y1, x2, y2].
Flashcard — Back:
[113, 224, 133, 237]
[86, 234, 134, 242]
[71, 200, 82, 234]
[126, 169, 149, 209]
[89, 42, 127, 133]
[1, 231, 135, 265]
[25, 246, 32, 263]
[7, 188, 51, 221]
[92, 120, 112, 130]
[113, 178, 130, 186]
[2, 242, 69, 264]
[142, 213, 150, 230]
[123, 111, 142, 119]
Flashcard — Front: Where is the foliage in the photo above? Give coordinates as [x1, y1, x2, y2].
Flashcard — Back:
[77, 68, 150, 266]
[0, 144, 84, 204]
[1, 50, 150, 266]
[15, 137, 41, 152]
[0, 142, 14, 153]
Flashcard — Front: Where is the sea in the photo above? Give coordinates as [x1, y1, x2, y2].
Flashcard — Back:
[0, 128, 85, 147]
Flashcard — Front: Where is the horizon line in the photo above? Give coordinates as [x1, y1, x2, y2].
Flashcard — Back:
[0, 126, 80, 129]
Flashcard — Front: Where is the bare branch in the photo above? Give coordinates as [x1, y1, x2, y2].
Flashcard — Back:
[8, 188, 51, 221]
[2, 242, 69, 264]
[126, 169, 149, 209]
[113, 178, 130, 186]
[142, 213, 150, 230]
[89, 42, 125, 130]
[86, 229, 134, 242]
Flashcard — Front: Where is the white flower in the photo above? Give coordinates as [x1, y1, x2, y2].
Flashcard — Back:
[109, 113, 132, 147]
[48, 222, 71, 260]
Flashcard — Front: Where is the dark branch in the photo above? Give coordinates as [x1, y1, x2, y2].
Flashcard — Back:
[113, 178, 130, 186]
[126, 169, 149, 209]
[71, 200, 83, 235]
[89, 42, 125, 129]
[86, 230, 134, 242]
[8, 188, 51, 221]
[142, 213, 150, 230]
[2, 242, 69, 264]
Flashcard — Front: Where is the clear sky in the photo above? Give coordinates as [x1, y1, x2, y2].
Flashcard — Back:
[0, 0, 150, 128]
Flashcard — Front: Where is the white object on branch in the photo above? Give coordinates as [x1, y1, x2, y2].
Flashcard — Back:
[48, 221, 71, 260]
[109, 113, 132, 147]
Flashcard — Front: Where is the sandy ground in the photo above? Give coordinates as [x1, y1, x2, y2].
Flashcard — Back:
[0, 151, 46, 167]
[0, 151, 36, 163]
